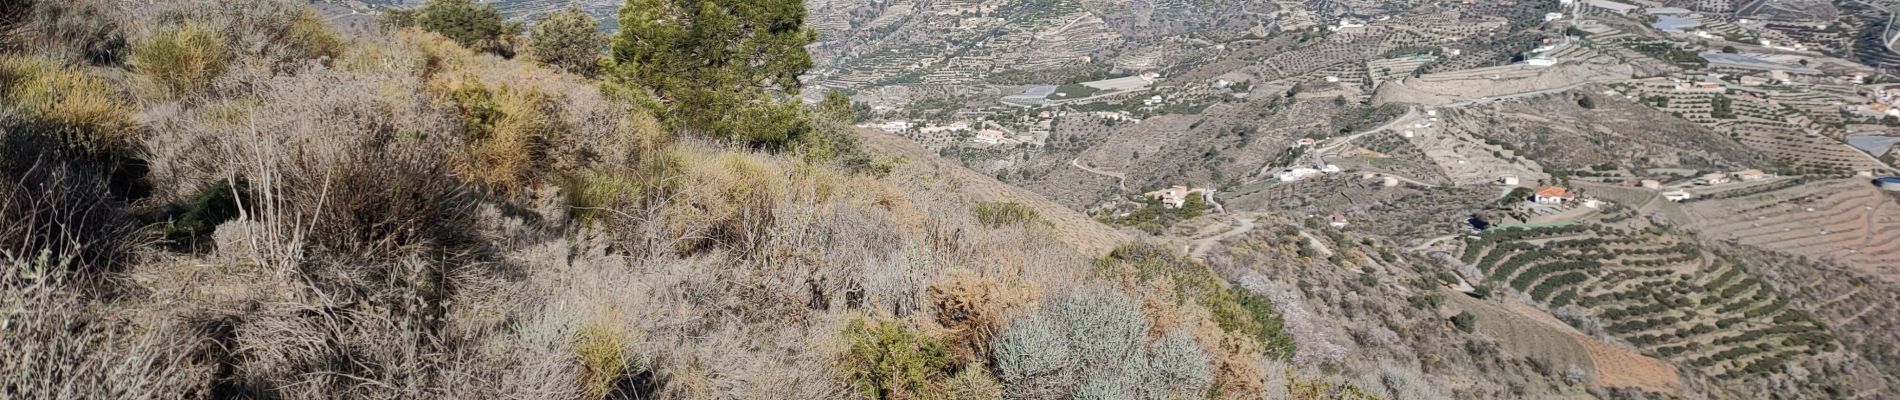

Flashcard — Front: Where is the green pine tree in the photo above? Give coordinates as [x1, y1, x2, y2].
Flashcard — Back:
[529, 7, 603, 76]
[607, 0, 816, 147]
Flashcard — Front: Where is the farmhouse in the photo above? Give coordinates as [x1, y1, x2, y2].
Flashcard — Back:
[1143, 186, 1207, 209]
[972, 129, 1006, 144]
[1696, 172, 1731, 185]
[1533, 186, 1573, 204]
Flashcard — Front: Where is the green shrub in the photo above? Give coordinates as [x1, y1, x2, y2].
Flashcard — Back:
[991, 313, 1076, 397]
[130, 22, 230, 94]
[1451, 311, 1476, 333]
[155, 178, 249, 250]
[528, 7, 602, 76]
[1145, 331, 1213, 398]
[840, 317, 956, 399]
[991, 287, 1214, 398]
[397, 0, 514, 55]
[1105, 244, 1295, 359]
[435, 75, 557, 193]
[607, 0, 816, 146]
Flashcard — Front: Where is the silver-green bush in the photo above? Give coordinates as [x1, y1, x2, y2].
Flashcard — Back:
[991, 287, 1215, 399]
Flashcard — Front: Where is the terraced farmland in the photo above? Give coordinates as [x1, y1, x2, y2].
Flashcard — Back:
[1616, 81, 1891, 174]
[1458, 216, 1845, 386]
[1679, 178, 1900, 281]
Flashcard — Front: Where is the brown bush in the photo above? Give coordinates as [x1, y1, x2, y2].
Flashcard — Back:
[927, 269, 1039, 367]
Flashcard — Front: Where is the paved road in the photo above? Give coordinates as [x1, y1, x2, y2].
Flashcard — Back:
[1070, 157, 1129, 191]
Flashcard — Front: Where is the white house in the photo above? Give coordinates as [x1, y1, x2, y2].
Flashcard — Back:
[1277, 168, 1321, 182]
[972, 129, 1006, 144]
[1662, 191, 1693, 202]
[1143, 186, 1207, 209]
[1533, 186, 1573, 204]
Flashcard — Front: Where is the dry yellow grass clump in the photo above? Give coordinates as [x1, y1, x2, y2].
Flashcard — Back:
[0, 55, 136, 152]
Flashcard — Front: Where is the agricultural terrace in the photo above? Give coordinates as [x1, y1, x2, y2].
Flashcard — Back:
[1679, 178, 1900, 281]
[1459, 211, 1842, 384]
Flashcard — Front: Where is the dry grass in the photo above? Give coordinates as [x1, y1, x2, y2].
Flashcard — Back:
[0, 156, 145, 272]
[5, 0, 127, 65]
[130, 21, 230, 95]
[0, 54, 136, 153]
[0, 251, 212, 399]
[0, 3, 1246, 399]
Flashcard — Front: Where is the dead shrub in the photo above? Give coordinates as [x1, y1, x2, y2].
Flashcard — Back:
[927, 269, 1039, 367]
[0, 251, 213, 398]
[0, 154, 144, 272]
[7, 0, 128, 65]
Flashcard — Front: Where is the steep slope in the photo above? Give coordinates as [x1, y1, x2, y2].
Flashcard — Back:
[856, 128, 1133, 255]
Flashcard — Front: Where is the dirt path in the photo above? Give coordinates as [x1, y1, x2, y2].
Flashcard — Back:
[1189, 216, 1257, 261]
[1070, 157, 1129, 191]
[1298, 231, 1335, 257]
[1314, 106, 1418, 155]
[1409, 234, 1459, 252]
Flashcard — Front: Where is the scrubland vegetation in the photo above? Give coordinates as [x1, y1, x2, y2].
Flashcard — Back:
[0, 0, 1331, 398]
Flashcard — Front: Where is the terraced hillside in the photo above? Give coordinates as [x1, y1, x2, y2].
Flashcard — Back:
[1677, 178, 1900, 282]
[1616, 80, 1893, 174]
[1457, 212, 1858, 396]
[1444, 91, 1756, 173]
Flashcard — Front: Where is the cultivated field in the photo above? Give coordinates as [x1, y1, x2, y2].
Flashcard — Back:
[1677, 178, 1900, 281]
[1445, 291, 1682, 395]
[1458, 211, 1845, 388]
